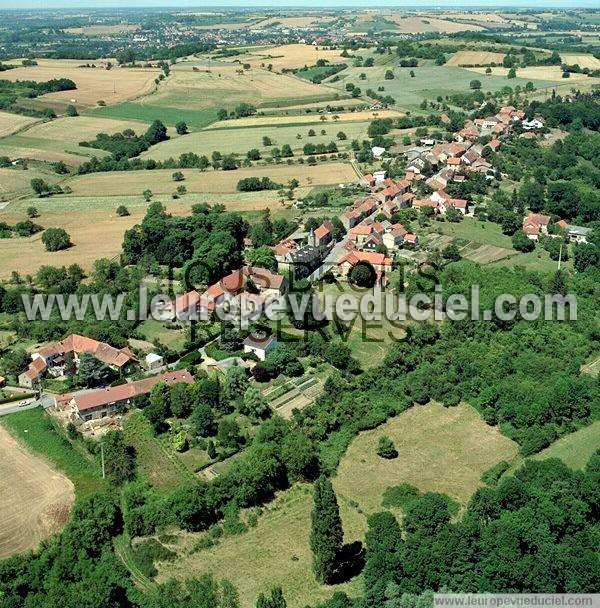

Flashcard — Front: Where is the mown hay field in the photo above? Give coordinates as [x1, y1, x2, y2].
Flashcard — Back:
[0, 110, 39, 138]
[445, 50, 506, 66]
[65, 162, 357, 196]
[231, 43, 348, 71]
[145, 65, 343, 112]
[466, 65, 599, 82]
[0, 424, 75, 559]
[0, 166, 60, 197]
[1, 59, 159, 107]
[560, 53, 600, 69]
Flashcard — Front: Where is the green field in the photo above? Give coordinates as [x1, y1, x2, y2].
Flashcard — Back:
[1, 408, 105, 498]
[88, 103, 218, 130]
[142, 120, 368, 161]
[326, 64, 556, 111]
[531, 422, 600, 470]
[122, 410, 196, 492]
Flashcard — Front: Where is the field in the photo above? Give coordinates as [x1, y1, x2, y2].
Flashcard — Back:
[465, 65, 599, 82]
[157, 484, 364, 608]
[143, 120, 369, 160]
[229, 43, 347, 71]
[326, 64, 555, 111]
[65, 162, 357, 196]
[445, 51, 506, 66]
[0, 190, 302, 278]
[560, 54, 600, 69]
[0, 408, 104, 498]
[530, 422, 600, 470]
[355, 13, 484, 34]
[0, 423, 74, 558]
[1, 59, 159, 108]
[64, 24, 140, 35]
[0, 110, 38, 138]
[333, 402, 519, 524]
[0, 166, 60, 198]
[142, 64, 343, 112]
[0, 115, 163, 165]
[122, 411, 195, 492]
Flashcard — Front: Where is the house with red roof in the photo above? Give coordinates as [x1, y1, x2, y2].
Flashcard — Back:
[523, 212, 552, 240]
[336, 250, 392, 283]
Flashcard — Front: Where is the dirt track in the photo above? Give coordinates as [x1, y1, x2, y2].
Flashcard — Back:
[0, 424, 74, 558]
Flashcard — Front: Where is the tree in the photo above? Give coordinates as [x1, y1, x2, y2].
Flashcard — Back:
[66, 104, 78, 117]
[512, 230, 535, 252]
[262, 136, 273, 146]
[485, 67, 492, 75]
[0, 348, 30, 378]
[116, 205, 130, 217]
[30, 178, 50, 197]
[349, 262, 376, 288]
[470, 79, 482, 90]
[310, 476, 343, 583]
[77, 352, 115, 388]
[501, 212, 521, 236]
[102, 430, 136, 486]
[170, 382, 192, 418]
[225, 364, 247, 401]
[27, 206, 39, 218]
[281, 144, 293, 157]
[337, 131, 347, 141]
[241, 386, 270, 420]
[41, 227, 71, 251]
[377, 436, 398, 459]
[144, 382, 171, 434]
[507, 67, 517, 79]
[143, 189, 153, 202]
[221, 154, 238, 170]
[144, 120, 168, 145]
[247, 148, 261, 161]
[442, 243, 461, 262]
[175, 121, 188, 135]
[247, 246, 278, 271]
[191, 402, 216, 437]
[384, 70, 394, 80]
[172, 171, 185, 181]
[217, 417, 243, 450]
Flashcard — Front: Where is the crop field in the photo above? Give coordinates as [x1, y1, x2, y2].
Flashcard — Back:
[0, 110, 39, 138]
[0, 190, 304, 278]
[466, 65, 599, 82]
[143, 65, 343, 112]
[66, 162, 357, 196]
[206, 109, 402, 129]
[560, 54, 600, 69]
[229, 43, 348, 71]
[142, 120, 369, 160]
[0, 59, 159, 108]
[326, 65, 555, 111]
[252, 16, 335, 29]
[357, 13, 484, 33]
[157, 484, 364, 608]
[0, 423, 74, 559]
[445, 50, 507, 66]
[333, 402, 519, 525]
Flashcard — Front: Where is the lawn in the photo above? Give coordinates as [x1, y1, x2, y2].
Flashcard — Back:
[122, 410, 196, 492]
[333, 402, 519, 528]
[137, 318, 187, 353]
[1, 408, 105, 498]
[157, 484, 364, 608]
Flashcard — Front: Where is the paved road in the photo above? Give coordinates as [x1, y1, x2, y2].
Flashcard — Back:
[0, 393, 54, 417]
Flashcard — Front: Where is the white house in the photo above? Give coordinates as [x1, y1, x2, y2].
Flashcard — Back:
[243, 335, 277, 361]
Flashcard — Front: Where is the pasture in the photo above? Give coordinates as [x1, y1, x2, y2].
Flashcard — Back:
[0, 115, 164, 165]
[333, 402, 519, 524]
[143, 65, 343, 112]
[326, 64, 554, 111]
[560, 54, 600, 69]
[142, 120, 369, 160]
[530, 422, 600, 470]
[1, 59, 159, 108]
[157, 484, 364, 608]
[0, 423, 74, 559]
[65, 162, 357, 196]
[0, 110, 38, 138]
[466, 65, 599, 82]
[445, 50, 506, 66]
[0, 166, 59, 198]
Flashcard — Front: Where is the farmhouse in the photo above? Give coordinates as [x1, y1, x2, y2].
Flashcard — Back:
[59, 369, 195, 422]
[19, 334, 137, 388]
[523, 212, 553, 241]
[336, 250, 392, 283]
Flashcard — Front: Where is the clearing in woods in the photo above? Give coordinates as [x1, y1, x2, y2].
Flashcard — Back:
[445, 50, 507, 66]
[0, 424, 75, 559]
[156, 484, 364, 608]
[0, 59, 160, 108]
[65, 162, 358, 196]
[0, 110, 39, 138]
[530, 422, 600, 470]
[333, 402, 519, 529]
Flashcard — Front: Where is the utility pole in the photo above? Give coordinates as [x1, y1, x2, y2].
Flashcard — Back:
[100, 442, 105, 479]
[558, 242, 563, 271]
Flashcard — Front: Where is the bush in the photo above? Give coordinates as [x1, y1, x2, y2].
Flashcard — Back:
[377, 436, 398, 459]
[382, 483, 421, 509]
[131, 539, 175, 578]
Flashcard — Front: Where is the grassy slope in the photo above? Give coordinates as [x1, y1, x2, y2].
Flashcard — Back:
[1, 408, 104, 498]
